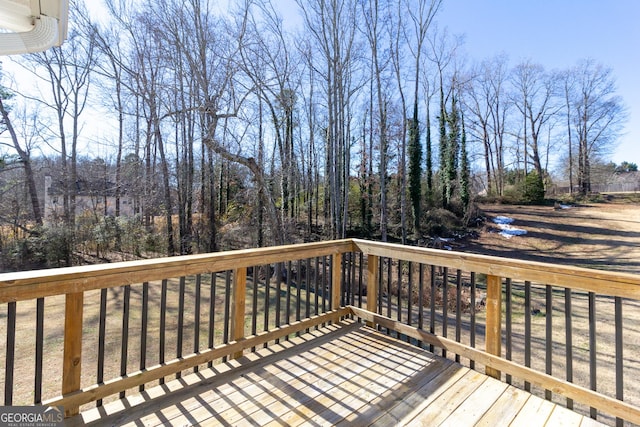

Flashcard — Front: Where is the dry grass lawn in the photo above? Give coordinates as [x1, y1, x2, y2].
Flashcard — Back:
[466, 199, 640, 425]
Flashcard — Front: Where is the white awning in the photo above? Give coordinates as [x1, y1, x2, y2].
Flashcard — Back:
[0, 0, 69, 55]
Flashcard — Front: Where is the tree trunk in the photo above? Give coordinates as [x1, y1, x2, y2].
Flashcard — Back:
[155, 118, 175, 256]
[205, 136, 285, 246]
[0, 98, 43, 226]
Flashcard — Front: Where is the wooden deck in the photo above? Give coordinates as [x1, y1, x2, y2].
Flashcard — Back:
[69, 320, 606, 427]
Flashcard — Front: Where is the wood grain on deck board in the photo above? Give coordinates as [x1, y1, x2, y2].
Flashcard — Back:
[68, 321, 607, 427]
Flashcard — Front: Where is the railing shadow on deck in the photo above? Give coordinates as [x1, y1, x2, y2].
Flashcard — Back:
[0, 238, 639, 426]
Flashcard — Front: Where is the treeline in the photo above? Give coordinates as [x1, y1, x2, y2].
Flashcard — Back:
[0, 0, 626, 268]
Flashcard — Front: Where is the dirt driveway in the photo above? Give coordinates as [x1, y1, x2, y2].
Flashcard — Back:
[466, 201, 640, 274]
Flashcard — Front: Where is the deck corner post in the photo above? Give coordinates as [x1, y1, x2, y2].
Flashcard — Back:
[331, 253, 342, 311]
[366, 255, 379, 327]
[485, 274, 502, 379]
[232, 267, 247, 359]
[62, 291, 84, 417]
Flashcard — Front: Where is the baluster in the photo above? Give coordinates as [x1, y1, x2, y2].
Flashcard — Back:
[455, 270, 463, 363]
[505, 278, 512, 384]
[470, 272, 476, 370]
[208, 273, 216, 366]
[565, 287, 573, 409]
[589, 291, 597, 419]
[159, 279, 167, 384]
[176, 278, 185, 379]
[140, 282, 149, 391]
[97, 288, 108, 404]
[120, 285, 131, 394]
[34, 297, 44, 404]
[4, 301, 16, 406]
[442, 267, 448, 358]
[194, 275, 201, 373]
[615, 296, 623, 427]
[524, 281, 531, 391]
[366, 255, 379, 328]
[545, 284, 553, 400]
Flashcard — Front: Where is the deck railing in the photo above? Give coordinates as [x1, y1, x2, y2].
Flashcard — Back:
[1, 238, 639, 425]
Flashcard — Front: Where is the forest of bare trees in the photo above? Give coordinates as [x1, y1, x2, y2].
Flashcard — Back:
[0, 0, 627, 270]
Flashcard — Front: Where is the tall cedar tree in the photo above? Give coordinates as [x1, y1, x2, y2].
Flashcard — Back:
[444, 94, 460, 209]
[438, 91, 447, 208]
[425, 103, 433, 205]
[459, 113, 470, 212]
[408, 110, 422, 237]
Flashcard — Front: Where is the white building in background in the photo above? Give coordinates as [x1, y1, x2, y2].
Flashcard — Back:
[44, 175, 135, 221]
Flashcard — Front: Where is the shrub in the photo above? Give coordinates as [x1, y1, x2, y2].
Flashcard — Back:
[118, 215, 146, 257]
[43, 225, 74, 267]
[520, 171, 545, 204]
[423, 208, 462, 236]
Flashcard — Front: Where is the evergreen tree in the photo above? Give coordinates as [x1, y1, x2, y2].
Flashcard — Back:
[425, 103, 433, 207]
[459, 113, 470, 212]
[444, 94, 460, 209]
[438, 96, 448, 208]
[408, 110, 422, 237]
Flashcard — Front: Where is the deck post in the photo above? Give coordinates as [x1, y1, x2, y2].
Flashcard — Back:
[62, 292, 83, 417]
[485, 274, 502, 379]
[331, 253, 342, 311]
[366, 255, 379, 327]
[231, 267, 247, 359]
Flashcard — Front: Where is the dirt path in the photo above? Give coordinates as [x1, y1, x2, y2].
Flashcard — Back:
[466, 201, 640, 274]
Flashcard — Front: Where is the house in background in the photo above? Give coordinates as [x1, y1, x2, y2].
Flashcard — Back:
[550, 170, 640, 195]
[589, 170, 640, 193]
[44, 175, 135, 221]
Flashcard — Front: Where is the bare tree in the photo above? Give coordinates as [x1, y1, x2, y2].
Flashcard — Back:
[560, 69, 576, 194]
[239, 0, 303, 227]
[362, 0, 391, 241]
[89, 10, 131, 222]
[123, 6, 176, 254]
[428, 28, 461, 207]
[405, 0, 442, 238]
[570, 59, 626, 195]
[298, 38, 321, 239]
[297, 0, 359, 239]
[193, 0, 287, 246]
[511, 60, 559, 183]
[0, 93, 43, 226]
[28, 33, 94, 233]
[463, 54, 511, 196]
[387, 0, 409, 242]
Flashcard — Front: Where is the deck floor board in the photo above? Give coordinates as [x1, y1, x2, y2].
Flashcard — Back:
[68, 321, 607, 427]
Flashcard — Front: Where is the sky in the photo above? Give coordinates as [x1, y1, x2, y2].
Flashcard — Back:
[2, 0, 638, 165]
[435, 0, 640, 165]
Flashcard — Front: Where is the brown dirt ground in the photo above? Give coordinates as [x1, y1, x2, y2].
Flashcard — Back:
[463, 198, 640, 426]
[467, 200, 640, 274]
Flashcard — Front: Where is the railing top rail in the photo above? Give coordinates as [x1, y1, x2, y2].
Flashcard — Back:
[352, 239, 640, 299]
[0, 239, 355, 303]
[2, 238, 640, 303]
